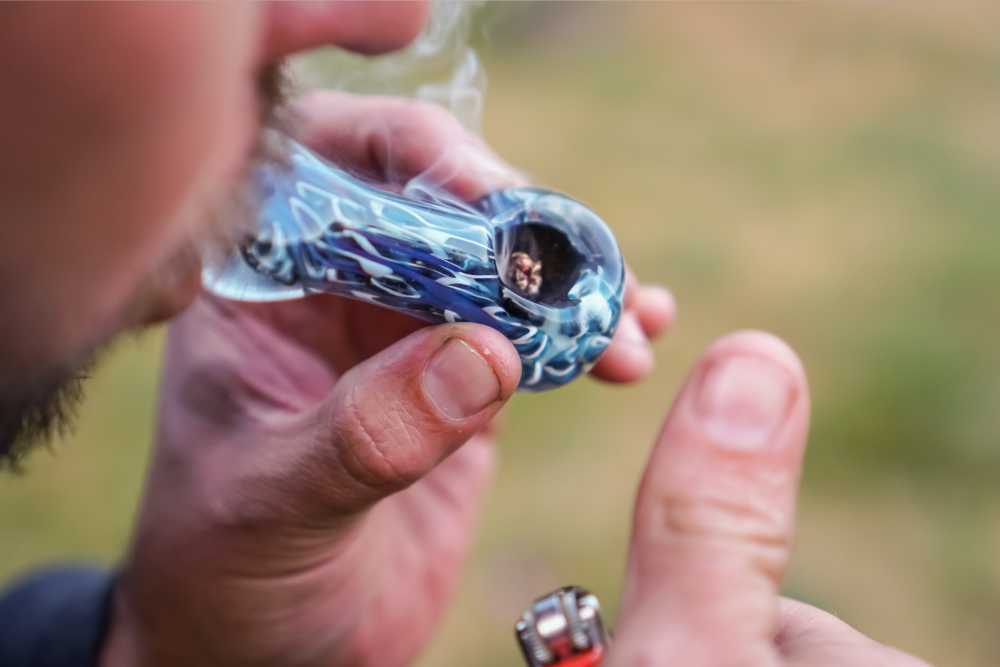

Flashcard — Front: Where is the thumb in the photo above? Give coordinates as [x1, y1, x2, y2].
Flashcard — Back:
[278, 323, 520, 518]
[609, 331, 811, 667]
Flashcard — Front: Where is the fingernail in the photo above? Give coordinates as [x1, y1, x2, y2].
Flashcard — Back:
[695, 355, 792, 450]
[617, 314, 648, 346]
[424, 339, 501, 419]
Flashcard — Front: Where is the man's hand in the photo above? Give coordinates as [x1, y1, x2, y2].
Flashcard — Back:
[605, 331, 929, 667]
[101, 92, 673, 667]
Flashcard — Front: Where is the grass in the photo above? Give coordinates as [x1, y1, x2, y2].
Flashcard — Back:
[3, 3, 1000, 666]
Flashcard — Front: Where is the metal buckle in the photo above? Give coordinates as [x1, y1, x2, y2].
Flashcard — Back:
[515, 586, 609, 667]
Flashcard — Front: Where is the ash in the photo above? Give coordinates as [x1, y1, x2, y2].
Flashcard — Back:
[509, 251, 542, 297]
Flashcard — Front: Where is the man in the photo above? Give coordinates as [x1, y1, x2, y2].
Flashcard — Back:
[0, 4, 929, 666]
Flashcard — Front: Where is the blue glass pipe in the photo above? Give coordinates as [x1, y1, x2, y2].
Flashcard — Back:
[203, 139, 624, 391]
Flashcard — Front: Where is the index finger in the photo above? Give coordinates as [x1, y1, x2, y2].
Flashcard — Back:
[609, 331, 811, 667]
[292, 90, 527, 200]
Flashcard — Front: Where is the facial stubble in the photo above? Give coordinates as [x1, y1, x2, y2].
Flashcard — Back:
[0, 63, 291, 469]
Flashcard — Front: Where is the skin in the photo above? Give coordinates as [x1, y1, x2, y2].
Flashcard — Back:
[0, 2, 930, 666]
[103, 91, 676, 667]
[606, 332, 930, 667]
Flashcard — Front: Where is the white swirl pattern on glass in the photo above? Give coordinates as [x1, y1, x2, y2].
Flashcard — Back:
[204, 140, 624, 391]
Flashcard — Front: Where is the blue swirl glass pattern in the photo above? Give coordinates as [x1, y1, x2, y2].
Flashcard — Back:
[204, 140, 624, 391]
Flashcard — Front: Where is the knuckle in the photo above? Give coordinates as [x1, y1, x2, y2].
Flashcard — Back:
[653, 492, 790, 580]
[334, 386, 427, 493]
[201, 478, 287, 532]
[402, 99, 459, 130]
[191, 457, 316, 533]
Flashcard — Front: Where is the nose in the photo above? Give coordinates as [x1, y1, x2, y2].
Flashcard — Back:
[261, 0, 430, 60]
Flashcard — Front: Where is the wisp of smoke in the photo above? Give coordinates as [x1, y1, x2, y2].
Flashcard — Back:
[296, 1, 485, 130]
[292, 1, 518, 208]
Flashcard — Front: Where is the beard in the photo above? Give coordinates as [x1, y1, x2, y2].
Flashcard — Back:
[0, 62, 292, 470]
[0, 355, 94, 470]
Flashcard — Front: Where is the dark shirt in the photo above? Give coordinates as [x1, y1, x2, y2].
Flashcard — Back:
[0, 567, 115, 667]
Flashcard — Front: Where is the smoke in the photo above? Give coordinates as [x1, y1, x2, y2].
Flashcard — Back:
[294, 1, 487, 132]
[290, 1, 524, 205]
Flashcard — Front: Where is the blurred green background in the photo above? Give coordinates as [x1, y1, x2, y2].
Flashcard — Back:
[3, 3, 1000, 666]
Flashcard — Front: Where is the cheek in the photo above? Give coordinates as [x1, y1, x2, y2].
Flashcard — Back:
[0, 5, 263, 367]
[134, 7, 260, 251]
[88, 6, 262, 342]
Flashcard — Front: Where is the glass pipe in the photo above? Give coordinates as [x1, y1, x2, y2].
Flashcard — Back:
[203, 138, 624, 391]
